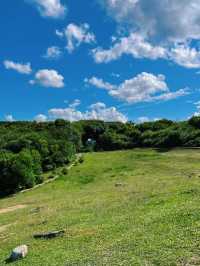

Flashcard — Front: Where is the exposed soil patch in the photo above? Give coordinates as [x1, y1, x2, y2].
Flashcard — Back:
[0, 223, 15, 233]
[0, 204, 27, 214]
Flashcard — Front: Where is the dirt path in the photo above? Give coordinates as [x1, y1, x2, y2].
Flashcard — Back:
[0, 205, 27, 215]
[20, 154, 82, 194]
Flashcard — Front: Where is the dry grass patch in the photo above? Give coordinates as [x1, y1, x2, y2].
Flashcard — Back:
[0, 204, 27, 214]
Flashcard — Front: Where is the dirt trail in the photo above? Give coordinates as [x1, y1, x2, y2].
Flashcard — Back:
[0, 204, 27, 214]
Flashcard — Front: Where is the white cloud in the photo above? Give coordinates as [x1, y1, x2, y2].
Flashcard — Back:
[48, 101, 127, 122]
[95, 1, 200, 69]
[5, 114, 15, 122]
[85, 72, 189, 104]
[111, 73, 120, 78]
[92, 33, 167, 63]
[137, 116, 150, 123]
[92, 33, 200, 69]
[30, 69, 64, 88]
[137, 116, 161, 123]
[4, 60, 32, 74]
[170, 44, 200, 68]
[58, 23, 96, 53]
[55, 29, 64, 38]
[84, 77, 116, 90]
[103, 0, 139, 21]
[152, 89, 189, 101]
[44, 46, 62, 59]
[69, 99, 81, 108]
[34, 114, 48, 122]
[102, 0, 200, 43]
[193, 101, 200, 116]
[28, 0, 66, 19]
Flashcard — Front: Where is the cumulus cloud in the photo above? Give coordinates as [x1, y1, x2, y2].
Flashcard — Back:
[5, 114, 15, 122]
[30, 69, 64, 88]
[57, 23, 96, 53]
[92, 33, 167, 63]
[44, 46, 62, 59]
[85, 72, 189, 104]
[3, 60, 32, 74]
[102, 0, 139, 21]
[28, 0, 67, 19]
[34, 114, 48, 122]
[92, 33, 200, 68]
[48, 101, 127, 122]
[102, 0, 200, 43]
[170, 44, 200, 68]
[95, 1, 200, 69]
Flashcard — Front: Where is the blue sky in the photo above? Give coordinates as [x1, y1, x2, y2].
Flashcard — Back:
[1, 0, 200, 123]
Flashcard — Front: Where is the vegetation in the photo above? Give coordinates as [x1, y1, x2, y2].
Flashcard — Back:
[1, 117, 200, 196]
[1, 149, 200, 265]
[0, 120, 78, 196]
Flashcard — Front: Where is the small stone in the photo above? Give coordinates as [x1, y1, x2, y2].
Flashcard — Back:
[10, 245, 28, 261]
[115, 182, 126, 187]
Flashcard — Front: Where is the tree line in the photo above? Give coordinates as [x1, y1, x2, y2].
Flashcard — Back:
[1, 116, 200, 196]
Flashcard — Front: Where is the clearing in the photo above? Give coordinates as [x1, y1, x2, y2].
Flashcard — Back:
[1, 149, 200, 265]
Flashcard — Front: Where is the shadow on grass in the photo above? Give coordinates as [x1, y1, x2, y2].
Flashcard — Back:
[5, 257, 13, 264]
[156, 147, 173, 153]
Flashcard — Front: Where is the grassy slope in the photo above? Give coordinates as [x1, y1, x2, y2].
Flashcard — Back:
[1, 149, 200, 265]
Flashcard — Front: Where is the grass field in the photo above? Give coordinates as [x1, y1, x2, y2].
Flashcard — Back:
[1, 149, 200, 265]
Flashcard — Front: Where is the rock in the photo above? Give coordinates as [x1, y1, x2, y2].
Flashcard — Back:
[9, 245, 28, 261]
[34, 230, 65, 239]
[115, 182, 127, 187]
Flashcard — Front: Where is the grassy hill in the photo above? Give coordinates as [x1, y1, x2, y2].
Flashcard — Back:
[1, 149, 200, 265]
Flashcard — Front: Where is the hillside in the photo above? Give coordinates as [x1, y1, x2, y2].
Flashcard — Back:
[1, 149, 200, 265]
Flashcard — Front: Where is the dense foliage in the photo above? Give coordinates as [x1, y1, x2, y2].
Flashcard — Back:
[0, 120, 78, 196]
[1, 116, 200, 196]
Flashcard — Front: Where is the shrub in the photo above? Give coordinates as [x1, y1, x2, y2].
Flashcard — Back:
[62, 168, 68, 175]
[79, 156, 84, 164]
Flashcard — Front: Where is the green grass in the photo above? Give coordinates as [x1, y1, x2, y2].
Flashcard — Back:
[1, 149, 200, 265]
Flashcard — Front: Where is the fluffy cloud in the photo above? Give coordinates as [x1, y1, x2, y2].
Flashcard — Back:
[28, 0, 66, 19]
[5, 114, 15, 122]
[58, 23, 96, 53]
[92, 33, 167, 63]
[44, 46, 62, 59]
[170, 45, 200, 69]
[85, 72, 189, 103]
[4, 60, 32, 74]
[48, 101, 127, 122]
[92, 34, 200, 68]
[102, 0, 139, 21]
[95, 1, 200, 68]
[30, 69, 64, 88]
[34, 114, 48, 122]
[102, 0, 200, 43]
[85, 77, 116, 90]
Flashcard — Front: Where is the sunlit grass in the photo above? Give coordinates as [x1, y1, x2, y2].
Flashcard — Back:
[1, 149, 200, 265]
